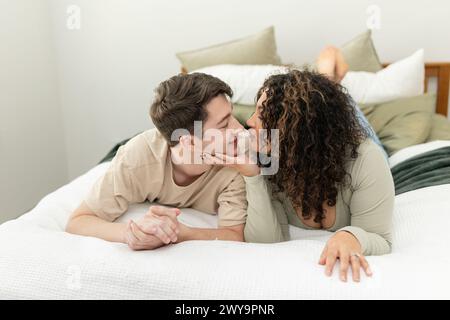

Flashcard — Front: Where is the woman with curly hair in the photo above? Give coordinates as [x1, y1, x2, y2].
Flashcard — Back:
[208, 47, 394, 282]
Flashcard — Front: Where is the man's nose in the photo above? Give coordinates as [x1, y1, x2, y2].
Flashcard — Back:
[230, 116, 244, 129]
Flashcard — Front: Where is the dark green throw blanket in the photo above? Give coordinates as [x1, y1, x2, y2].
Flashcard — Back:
[100, 137, 450, 196]
[391, 146, 450, 195]
[98, 135, 136, 164]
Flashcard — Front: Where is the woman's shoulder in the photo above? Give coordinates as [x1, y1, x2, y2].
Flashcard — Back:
[346, 138, 391, 184]
[352, 138, 387, 162]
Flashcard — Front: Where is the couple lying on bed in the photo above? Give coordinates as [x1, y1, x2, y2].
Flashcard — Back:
[66, 46, 394, 283]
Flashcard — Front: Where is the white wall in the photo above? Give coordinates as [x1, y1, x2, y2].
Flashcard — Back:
[49, 0, 450, 180]
[0, 0, 67, 222]
[2, 0, 450, 221]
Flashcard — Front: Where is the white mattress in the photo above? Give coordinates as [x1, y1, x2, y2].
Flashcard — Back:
[1, 141, 450, 299]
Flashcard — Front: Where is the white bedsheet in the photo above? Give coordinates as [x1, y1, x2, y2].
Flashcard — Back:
[1, 141, 450, 299]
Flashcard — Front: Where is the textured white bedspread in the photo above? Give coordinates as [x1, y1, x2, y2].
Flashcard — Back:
[1, 141, 450, 299]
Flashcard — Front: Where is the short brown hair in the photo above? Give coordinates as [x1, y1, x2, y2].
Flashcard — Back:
[150, 73, 233, 146]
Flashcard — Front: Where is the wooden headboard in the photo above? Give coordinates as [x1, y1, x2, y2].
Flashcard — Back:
[382, 62, 450, 117]
[182, 62, 450, 117]
[424, 63, 449, 117]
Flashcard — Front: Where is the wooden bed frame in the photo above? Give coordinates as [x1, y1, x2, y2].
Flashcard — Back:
[182, 62, 450, 117]
[383, 62, 450, 117]
[424, 63, 449, 116]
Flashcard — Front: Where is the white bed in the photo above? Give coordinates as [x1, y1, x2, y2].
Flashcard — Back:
[1, 141, 450, 299]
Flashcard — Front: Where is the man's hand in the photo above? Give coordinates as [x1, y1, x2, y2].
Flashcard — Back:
[319, 231, 373, 282]
[124, 206, 181, 251]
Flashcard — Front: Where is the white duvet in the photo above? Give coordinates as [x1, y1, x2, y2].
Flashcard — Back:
[1, 141, 450, 299]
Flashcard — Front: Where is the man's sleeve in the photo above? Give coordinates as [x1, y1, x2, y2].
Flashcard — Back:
[84, 146, 149, 222]
[216, 174, 248, 227]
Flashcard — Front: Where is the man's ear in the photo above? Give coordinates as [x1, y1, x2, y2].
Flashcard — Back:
[179, 134, 193, 148]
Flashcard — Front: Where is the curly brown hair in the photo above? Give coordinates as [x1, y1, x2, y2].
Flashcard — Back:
[257, 69, 369, 224]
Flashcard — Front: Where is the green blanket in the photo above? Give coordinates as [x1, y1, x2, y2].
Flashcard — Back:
[391, 146, 450, 195]
[98, 135, 136, 164]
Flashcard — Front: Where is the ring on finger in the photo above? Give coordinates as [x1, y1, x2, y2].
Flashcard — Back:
[350, 252, 361, 259]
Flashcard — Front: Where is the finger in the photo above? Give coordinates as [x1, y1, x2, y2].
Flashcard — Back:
[212, 152, 240, 164]
[318, 246, 328, 265]
[130, 220, 150, 242]
[339, 252, 350, 282]
[359, 256, 373, 277]
[157, 217, 178, 242]
[149, 207, 180, 230]
[150, 206, 180, 221]
[163, 216, 180, 234]
[202, 153, 226, 165]
[127, 221, 142, 250]
[140, 216, 179, 236]
[350, 255, 361, 282]
[152, 225, 172, 244]
[125, 221, 134, 243]
[325, 251, 338, 276]
[137, 219, 158, 235]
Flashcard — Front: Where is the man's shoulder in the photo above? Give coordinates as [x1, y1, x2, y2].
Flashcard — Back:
[116, 128, 168, 169]
[213, 166, 245, 189]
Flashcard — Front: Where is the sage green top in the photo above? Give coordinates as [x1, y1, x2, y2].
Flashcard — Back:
[243, 138, 395, 256]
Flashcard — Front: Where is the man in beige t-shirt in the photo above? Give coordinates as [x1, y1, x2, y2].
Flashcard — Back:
[66, 73, 247, 250]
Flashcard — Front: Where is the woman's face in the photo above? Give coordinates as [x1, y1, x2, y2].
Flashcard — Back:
[246, 91, 266, 132]
[246, 90, 267, 153]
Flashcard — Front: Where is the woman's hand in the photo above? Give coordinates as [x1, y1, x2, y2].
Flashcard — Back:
[319, 231, 373, 282]
[203, 152, 261, 177]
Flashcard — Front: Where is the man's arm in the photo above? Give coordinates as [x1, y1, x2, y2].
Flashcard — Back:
[65, 201, 127, 243]
[176, 223, 245, 242]
[66, 203, 177, 250]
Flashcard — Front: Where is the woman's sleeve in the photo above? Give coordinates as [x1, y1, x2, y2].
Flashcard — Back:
[243, 175, 289, 243]
[338, 145, 395, 256]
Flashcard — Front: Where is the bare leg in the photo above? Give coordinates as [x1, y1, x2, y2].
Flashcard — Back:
[316, 46, 349, 83]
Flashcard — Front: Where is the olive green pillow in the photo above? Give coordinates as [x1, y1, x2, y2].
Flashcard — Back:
[341, 30, 383, 72]
[233, 104, 254, 126]
[427, 114, 450, 141]
[359, 94, 436, 155]
[176, 26, 282, 72]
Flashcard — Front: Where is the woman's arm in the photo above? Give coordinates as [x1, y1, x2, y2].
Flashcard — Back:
[203, 152, 289, 243]
[319, 142, 394, 281]
[338, 143, 395, 256]
[243, 175, 289, 243]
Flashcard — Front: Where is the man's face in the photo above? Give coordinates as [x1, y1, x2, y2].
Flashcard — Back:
[200, 94, 244, 157]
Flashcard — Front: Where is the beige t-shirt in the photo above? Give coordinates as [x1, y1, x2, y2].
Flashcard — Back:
[84, 129, 247, 227]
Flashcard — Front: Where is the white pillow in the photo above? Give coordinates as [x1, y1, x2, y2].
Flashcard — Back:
[341, 49, 424, 104]
[191, 64, 287, 105]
